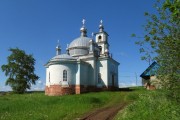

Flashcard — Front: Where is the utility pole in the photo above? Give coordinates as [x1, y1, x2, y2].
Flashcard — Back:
[135, 72, 138, 86]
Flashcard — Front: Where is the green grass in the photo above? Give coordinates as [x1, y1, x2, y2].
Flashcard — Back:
[1, 88, 179, 120]
[114, 90, 180, 120]
[0, 90, 142, 120]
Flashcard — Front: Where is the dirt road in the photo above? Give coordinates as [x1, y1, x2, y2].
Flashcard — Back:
[77, 102, 128, 120]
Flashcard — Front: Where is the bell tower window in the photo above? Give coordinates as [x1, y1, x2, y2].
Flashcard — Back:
[98, 35, 102, 42]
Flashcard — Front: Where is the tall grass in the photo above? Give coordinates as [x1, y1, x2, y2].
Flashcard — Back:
[115, 90, 180, 120]
[0, 88, 149, 120]
[0, 91, 130, 120]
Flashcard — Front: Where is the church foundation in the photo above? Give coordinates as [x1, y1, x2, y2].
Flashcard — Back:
[45, 84, 118, 96]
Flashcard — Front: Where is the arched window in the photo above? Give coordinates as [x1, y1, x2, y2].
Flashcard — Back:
[98, 35, 102, 42]
[63, 70, 67, 81]
[98, 73, 101, 84]
[49, 72, 50, 82]
[112, 75, 115, 86]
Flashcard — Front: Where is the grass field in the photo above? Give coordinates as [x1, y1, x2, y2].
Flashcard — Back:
[2, 88, 175, 120]
[0, 88, 144, 120]
[115, 90, 180, 120]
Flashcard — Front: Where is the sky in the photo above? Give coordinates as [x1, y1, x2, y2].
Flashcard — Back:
[0, 0, 157, 91]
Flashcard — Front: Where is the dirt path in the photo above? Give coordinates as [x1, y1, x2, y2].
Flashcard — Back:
[77, 102, 128, 120]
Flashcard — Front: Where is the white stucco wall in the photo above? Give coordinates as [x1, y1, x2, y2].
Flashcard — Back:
[80, 63, 89, 85]
[98, 60, 108, 87]
[46, 68, 50, 86]
[85, 59, 96, 85]
[45, 58, 119, 88]
[46, 63, 77, 86]
[108, 60, 119, 87]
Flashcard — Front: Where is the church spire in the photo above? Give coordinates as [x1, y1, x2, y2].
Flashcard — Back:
[80, 19, 87, 37]
[99, 20, 104, 32]
[56, 40, 61, 55]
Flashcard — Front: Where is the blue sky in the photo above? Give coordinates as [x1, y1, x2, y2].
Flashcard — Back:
[0, 0, 157, 91]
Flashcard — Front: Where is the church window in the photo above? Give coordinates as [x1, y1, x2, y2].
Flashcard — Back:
[98, 35, 102, 42]
[112, 75, 115, 86]
[98, 73, 101, 83]
[63, 70, 67, 81]
[49, 72, 50, 82]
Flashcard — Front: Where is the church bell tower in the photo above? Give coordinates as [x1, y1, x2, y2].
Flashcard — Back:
[95, 20, 109, 56]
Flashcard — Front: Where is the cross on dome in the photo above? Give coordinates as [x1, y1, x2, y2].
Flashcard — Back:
[100, 20, 103, 25]
[56, 40, 61, 55]
[91, 32, 94, 37]
[57, 40, 60, 45]
[91, 32, 94, 39]
[82, 19, 85, 26]
[80, 19, 87, 37]
[99, 19, 104, 32]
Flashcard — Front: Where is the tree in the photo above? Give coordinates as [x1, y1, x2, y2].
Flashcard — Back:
[134, 0, 180, 99]
[1, 48, 39, 93]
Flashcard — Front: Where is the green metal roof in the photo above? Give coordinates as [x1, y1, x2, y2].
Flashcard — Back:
[140, 61, 159, 78]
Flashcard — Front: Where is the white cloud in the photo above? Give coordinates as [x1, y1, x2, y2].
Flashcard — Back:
[30, 80, 45, 91]
[119, 82, 137, 88]
[130, 83, 136, 86]
[37, 80, 42, 84]
[0, 86, 12, 91]
[0, 80, 46, 91]
[37, 80, 46, 85]
[32, 87, 44, 91]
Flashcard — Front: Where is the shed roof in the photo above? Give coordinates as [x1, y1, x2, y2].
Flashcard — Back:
[140, 61, 159, 78]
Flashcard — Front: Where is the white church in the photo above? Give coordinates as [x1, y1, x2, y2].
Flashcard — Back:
[45, 20, 119, 96]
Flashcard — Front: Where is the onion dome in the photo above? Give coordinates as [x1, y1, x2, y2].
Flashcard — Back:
[68, 36, 91, 57]
[69, 36, 91, 48]
[68, 19, 92, 57]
